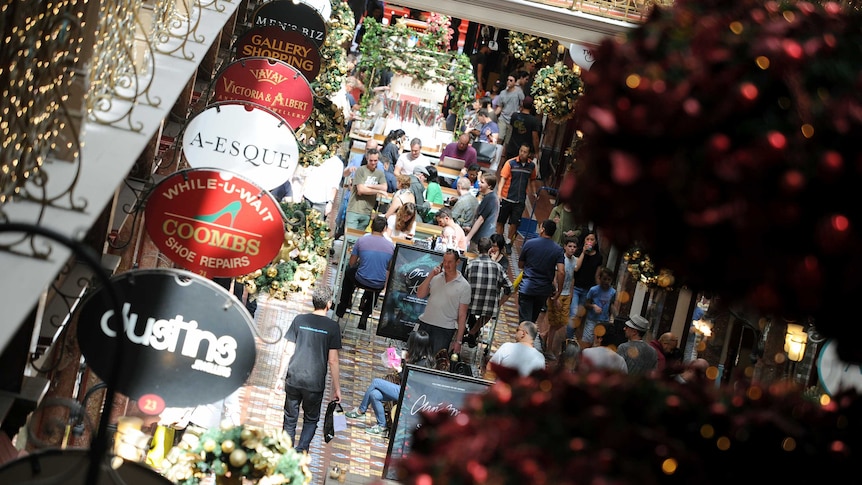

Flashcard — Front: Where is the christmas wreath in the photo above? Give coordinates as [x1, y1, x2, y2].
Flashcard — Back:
[508, 31, 554, 66]
[159, 423, 311, 485]
[562, 0, 862, 361]
[531, 61, 585, 123]
[237, 201, 332, 298]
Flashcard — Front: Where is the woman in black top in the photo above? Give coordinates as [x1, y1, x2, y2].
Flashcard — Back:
[380, 129, 406, 171]
[568, 231, 603, 340]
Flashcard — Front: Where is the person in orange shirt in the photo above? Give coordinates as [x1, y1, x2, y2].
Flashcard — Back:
[496, 142, 537, 253]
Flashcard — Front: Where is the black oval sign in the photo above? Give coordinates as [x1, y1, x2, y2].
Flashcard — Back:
[252, 0, 328, 47]
[77, 269, 257, 407]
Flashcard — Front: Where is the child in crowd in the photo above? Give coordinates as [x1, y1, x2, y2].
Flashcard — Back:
[581, 266, 617, 347]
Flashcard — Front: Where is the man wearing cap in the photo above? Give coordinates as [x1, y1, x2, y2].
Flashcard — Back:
[409, 165, 428, 213]
[616, 315, 658, 376]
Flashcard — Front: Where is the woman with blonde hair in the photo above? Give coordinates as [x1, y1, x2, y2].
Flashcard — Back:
[384, 174, 416, 218]
[387, 202, 417, 240]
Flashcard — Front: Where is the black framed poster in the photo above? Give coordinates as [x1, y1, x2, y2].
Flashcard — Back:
[382, 365, 492, 480]
[376, 244, 467, 342]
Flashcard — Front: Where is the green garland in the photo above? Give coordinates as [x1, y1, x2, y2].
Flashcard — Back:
[159, 423, 311, 485]
[236, 201, 332, 298]
[531, 61, 585, 123]
[356, 17, 475, 125]
[311, 0, 354, 99]
[508, 31, 554, 66]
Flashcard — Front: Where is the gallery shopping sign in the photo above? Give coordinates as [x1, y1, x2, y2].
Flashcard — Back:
[77, 269, 257, 409]
[144, 168, 285, 277]
[234, 26, 322, 83]
[213, 58, 314, 129]
[252, 0, 327, 47]
[182, 101, 299, 190]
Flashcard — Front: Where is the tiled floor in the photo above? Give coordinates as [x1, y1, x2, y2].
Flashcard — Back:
[230, 181, 554, 484]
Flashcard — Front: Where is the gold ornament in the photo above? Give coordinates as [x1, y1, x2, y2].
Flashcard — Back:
[221, 440, 236, 454]
[229, 449, 248, 467]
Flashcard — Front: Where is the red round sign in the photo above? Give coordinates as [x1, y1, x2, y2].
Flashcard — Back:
[137, 394, 166, 416]
[213, 57, 313, 129]
[144, 169, 285, 277]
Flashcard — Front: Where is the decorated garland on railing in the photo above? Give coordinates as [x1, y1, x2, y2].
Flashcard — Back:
[237, 201, 332, 298]
[311, 0, 354, 99]
[159, 423, 311, 485]
[508, 31, 554, 66]
[296, 96, 344, 167]
[531, 61, 585, 123]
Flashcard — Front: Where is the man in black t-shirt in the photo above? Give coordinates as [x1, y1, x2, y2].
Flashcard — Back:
[279, 286, 342, 453]
[504, 97, 542, 163]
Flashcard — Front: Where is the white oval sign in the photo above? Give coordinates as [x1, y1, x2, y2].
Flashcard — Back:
[569, 42, 597, 71]
[818, 339, 862, 396]
[182, 102, 299, 190]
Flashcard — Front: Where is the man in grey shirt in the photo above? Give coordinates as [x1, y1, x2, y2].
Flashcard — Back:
[494, 72, 525, 150]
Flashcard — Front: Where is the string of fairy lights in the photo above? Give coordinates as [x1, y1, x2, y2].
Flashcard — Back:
[0, 0, 86, 204]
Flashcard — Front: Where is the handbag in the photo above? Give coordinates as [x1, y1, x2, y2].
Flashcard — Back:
[472, 141, 497, 163]
[323, 400, 346, 443]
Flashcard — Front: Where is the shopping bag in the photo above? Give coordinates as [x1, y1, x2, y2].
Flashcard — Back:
[381, 347, 402, 369]
[324, 400, 346, 443]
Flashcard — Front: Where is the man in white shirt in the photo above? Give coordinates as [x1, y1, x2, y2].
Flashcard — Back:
[489, 320, 545, 377]
[394, 138, 429, 176]
[300, 155, 344, 219]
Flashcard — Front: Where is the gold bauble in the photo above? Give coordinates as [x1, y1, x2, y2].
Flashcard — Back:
[221, 439, 236, 454]
[202, 439, 217, 453]
[246, 282, 257, 294]
[229, 449, 248, 467]
[240, 428, 255, 442]
[299, 250, 309, 261]
[220, 419, 234, 431]
[266, 266, 278, 278]
[253, 269, 263, 278]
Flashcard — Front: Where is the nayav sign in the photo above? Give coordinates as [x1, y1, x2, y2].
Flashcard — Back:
[235, 27, 322, 82]
[144, 168, 285, 277]
[77, 269, 257, 408]
[252, 0, 327, 47]
[182, 101, 300, 190]
[213, 57, 314, 129]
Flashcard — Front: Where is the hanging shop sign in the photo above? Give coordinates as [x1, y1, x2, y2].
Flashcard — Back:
[234, 27, 322, 83]
[213, 58, 314, 129]
[818, 339, 862, 396]
[77, 269, 257, 408]
[182, 101, 300, 190]
[252, 0, 328, 47]
[569, 42, 597, 71]
[144, 168, 285, 278]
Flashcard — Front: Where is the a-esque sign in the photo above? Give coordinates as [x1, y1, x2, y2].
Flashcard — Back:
[77, 269, 257, 408]
[252, 0, 327, 47]
[213, 58, 313, 129]
[182, 101, 299, 189]
[144, 168, 285, 277]
[235, 27, 322, 83]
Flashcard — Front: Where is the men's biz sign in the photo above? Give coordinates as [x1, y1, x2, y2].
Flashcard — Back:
[213, 58, 314, 129]
[144, 168, 285, 277]
[235, 27, 322, 82]
[77, 269, 257, 408]
[182, 101, 299, 189]
[252, 0, 327, 47]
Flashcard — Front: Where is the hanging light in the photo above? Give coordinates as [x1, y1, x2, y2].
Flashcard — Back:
[785, 322, 808, 362]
